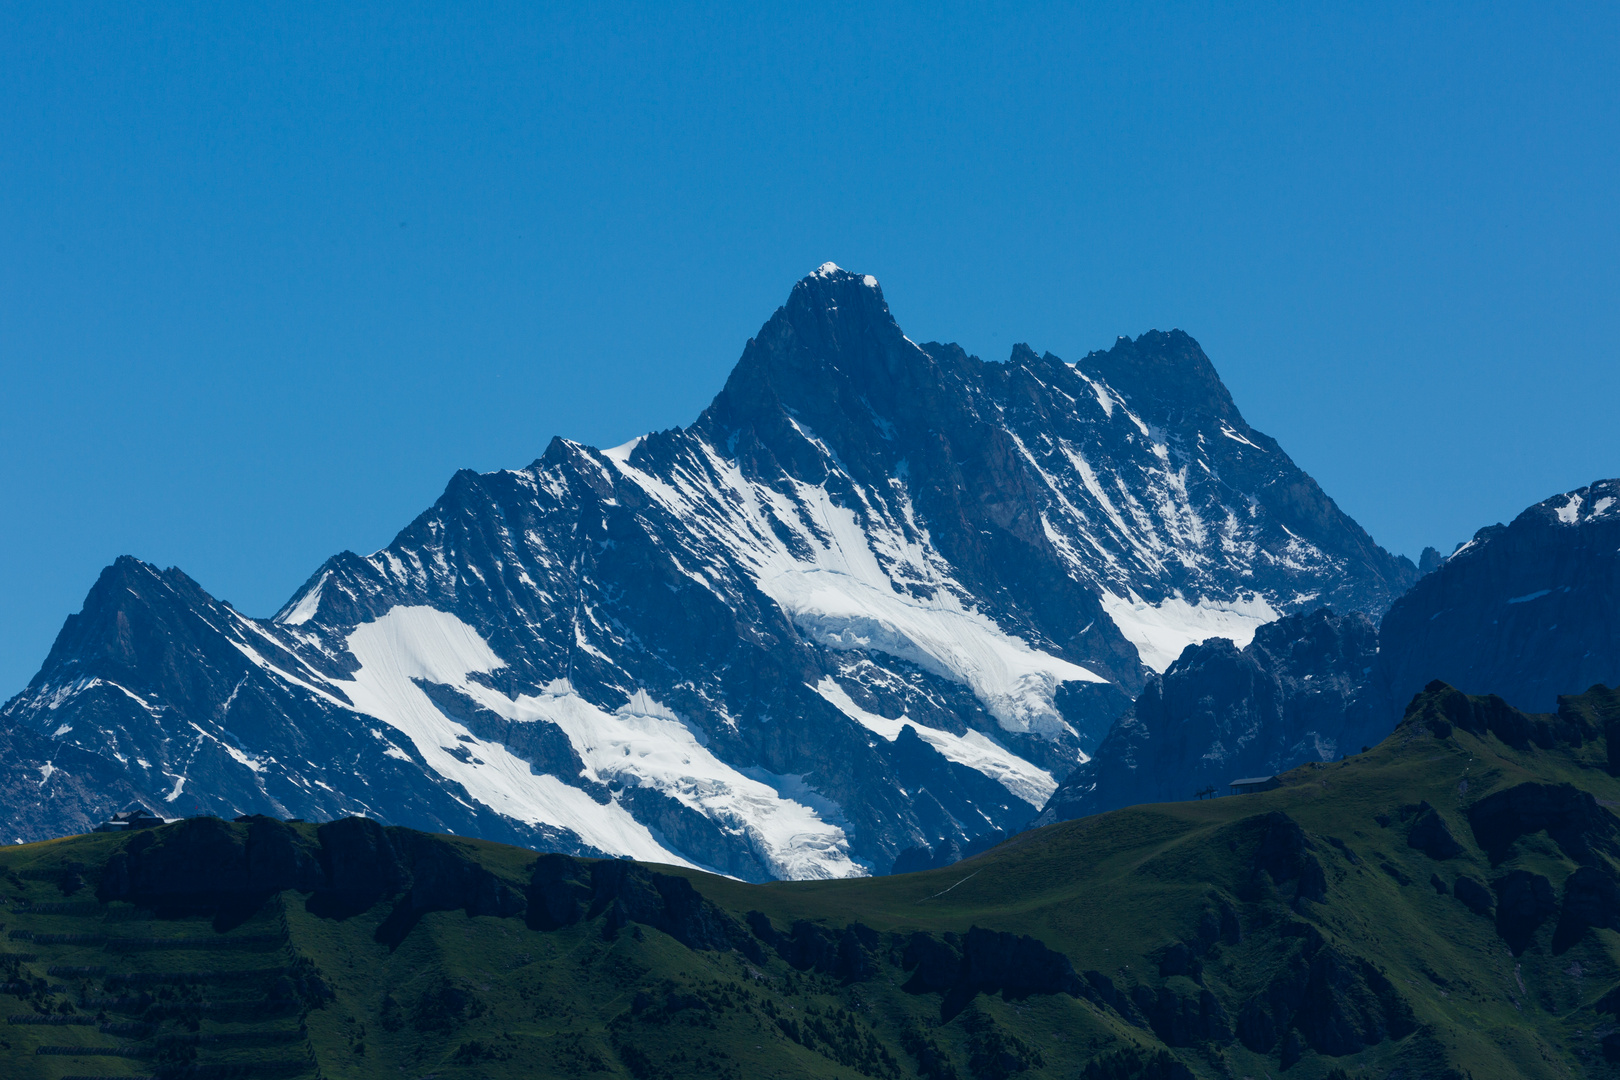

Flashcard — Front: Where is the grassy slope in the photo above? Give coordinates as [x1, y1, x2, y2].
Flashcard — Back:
[3, 684, 1620, 1079]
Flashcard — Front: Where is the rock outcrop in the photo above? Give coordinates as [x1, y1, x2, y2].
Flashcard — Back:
[1036, 610, 1383, 823]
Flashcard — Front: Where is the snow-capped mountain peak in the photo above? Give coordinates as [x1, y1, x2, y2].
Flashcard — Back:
[3, 266, 1415, 875]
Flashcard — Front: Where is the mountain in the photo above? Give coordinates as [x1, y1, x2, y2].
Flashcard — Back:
[4, 682, 1620, 1079]
[0, 264, 1415, 876]
[1034, 608, 1385, 824]
[1377, 477, 1620, 714]
[1039, 478, 1620, 828]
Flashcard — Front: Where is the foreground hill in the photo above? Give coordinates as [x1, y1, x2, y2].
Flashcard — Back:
[4, 683, 1620, 1078]
[0, 264, 1414, 875]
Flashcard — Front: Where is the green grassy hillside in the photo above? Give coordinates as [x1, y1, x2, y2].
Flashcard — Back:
[4, 681, 1620, 1080]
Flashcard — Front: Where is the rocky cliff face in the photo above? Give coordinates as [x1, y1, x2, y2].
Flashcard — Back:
[1035, 608, 1385, 824]
[1, 265, 1413, 876]
[1376, 478, 1620, 714]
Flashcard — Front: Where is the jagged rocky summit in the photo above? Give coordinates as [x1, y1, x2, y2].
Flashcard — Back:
[1, 264, 1414, 876]
[1038, 478, 1620, 824]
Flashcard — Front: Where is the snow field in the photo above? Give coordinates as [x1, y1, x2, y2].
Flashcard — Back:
[1098, 589, 1280, 673]
[343, 606, 861, 879]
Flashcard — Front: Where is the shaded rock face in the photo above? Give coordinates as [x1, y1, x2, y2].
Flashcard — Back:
[1553, 866, 1620, 952]
[1132, 982, 1231, 1047]
[1465, 781, 1620, 867]
[1406, 803, 1465, 861]
[526, 854, 753, 956]
[900, 927, 1096, 1021]
[746, 913, 880, 982]
[1376, 478, 1620, 714]
[1, 266, 1413, 878]
[96, 816, 523, 942]
[1454, 876, 1494, 917]
[1247, 812, 1328, 904]
[1037, 610, 1382, 823]
[1234, 923, 1415, 1058]
[1493, 870, 1557, 956]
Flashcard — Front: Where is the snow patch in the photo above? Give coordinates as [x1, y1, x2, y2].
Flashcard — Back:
[1557, 493, 1583, 524]
[1218, 424, 1265, 451]
[1507, 589, 1552, 605]
[504, 680, 859, 879]
[1100, 590, 1281, 673]
[343, 607, 694, 868]
[342, 606, 860, 879]
[280, 572, 328, 625]
[602, 435, 644, 463]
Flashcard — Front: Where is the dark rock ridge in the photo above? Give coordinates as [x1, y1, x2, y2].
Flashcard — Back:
[98, 815, 525, 942]
[1248, 811, 1328, 904]
[1377, 477, 1620, 714]
[1232, 924, 1416, 1059]
[1466, 780, 1620, 867]
[1, 264, 1413, 877]
[900, 926, 1093, 1020]
[96, 814, 755, 956]
[1036, 609, 1384, 823]
[1405, 802, 1464, 861]
[1037, 478, 1620, 829]
[527, 854, 756, 956]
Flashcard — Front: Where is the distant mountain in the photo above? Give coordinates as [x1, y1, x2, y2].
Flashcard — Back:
[1377, 478, 1620, 714]
[0, 265, 1414, 875]
[5, 683, 1620, 1078]
[1038, 478, 1620, 827]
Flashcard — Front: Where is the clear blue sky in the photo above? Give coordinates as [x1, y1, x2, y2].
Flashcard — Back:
[3, 3, 1616, 696]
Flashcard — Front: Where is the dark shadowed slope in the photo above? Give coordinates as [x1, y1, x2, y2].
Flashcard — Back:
[1377, 477, 1620, 714]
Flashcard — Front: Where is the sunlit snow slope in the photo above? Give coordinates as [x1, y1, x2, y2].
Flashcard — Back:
[2, 265, 1414, 873]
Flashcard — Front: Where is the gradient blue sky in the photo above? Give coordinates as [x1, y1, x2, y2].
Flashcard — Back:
[3, 3, 1617, 695]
